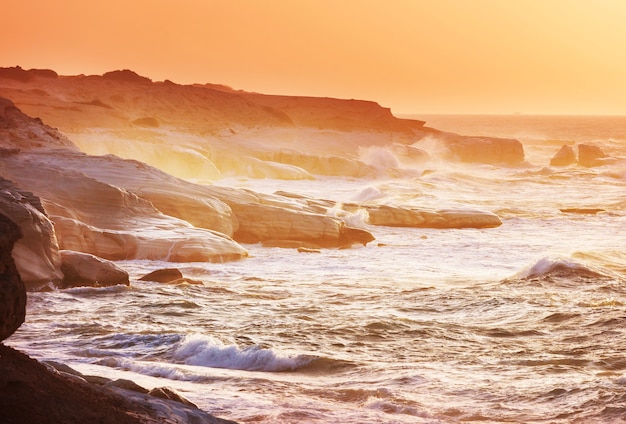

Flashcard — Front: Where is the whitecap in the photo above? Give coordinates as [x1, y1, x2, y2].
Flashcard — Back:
[171, 334, 314, 372]
[511, 255, 611, 280]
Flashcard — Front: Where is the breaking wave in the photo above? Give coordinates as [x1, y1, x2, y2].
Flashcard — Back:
[171, 334, 354, 373]
[511, 255, 614, 280]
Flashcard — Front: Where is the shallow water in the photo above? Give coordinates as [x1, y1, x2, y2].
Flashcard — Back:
[8, 115, 626, 423]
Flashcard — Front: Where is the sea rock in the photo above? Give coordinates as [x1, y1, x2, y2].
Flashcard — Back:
[0, 212, 26, 341]
[139, 268, 183, 283]
[364, 205, 502, 229]
[0, 178, 64, 288]
[550, 145, 576, 166]
[431, 134, 525, 165]
[59, 250, 130, 288]
[578, 143, 606, 167]
[228, 199, 374, 247]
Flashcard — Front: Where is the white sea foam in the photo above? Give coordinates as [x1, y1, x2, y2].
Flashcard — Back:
[327, 203, 369, 228]
[172, 334, 313, 372]
[349, 185, 386, 203]
[512, 256, 610, 280]
[358, 146, 400, 171]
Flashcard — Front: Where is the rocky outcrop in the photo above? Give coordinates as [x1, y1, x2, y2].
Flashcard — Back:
[550, 144, 576, 166]
[59, 250, 130, 288]
[364, 205, 502, 229]
[578, 144, 606, 167]
[431, 134, 525, 165]
[139, 268, 183, 283]
[0, 212, 25, 341]
[0, 96, 76, 151]
[0, 178, 63, 288]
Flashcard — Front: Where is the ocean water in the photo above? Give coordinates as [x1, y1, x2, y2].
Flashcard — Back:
[8, 115, 626, 423]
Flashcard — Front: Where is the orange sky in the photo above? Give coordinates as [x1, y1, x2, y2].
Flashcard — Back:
[2, 0, 626, 114]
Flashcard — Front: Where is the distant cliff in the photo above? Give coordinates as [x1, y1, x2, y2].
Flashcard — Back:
[0, 66, 524, 176]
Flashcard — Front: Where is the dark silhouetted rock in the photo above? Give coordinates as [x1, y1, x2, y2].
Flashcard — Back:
[148, 387, 198, 408]
[578, 144, 606, 167]
[550, 144, 577, 166]
[132, 117, 160, 127]
[0, 212, 25, 341]
[102, 69, 152, 84]
[139, 268, 183, 283]
[0, 66, 32, 82]
[28, 68, 58, 79]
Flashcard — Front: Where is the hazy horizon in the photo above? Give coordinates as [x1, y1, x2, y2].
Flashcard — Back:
[3, 0, 626, 116]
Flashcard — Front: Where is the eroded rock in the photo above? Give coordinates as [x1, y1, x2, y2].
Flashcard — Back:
[59, 250, 129, 288]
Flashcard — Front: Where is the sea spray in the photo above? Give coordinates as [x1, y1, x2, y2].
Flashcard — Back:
[172, 334, 314, 372]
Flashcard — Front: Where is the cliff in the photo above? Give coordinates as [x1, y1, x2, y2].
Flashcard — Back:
[0, 66, 524, 182]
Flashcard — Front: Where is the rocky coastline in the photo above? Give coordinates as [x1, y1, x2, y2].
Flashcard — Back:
[2, 66, 614, 423]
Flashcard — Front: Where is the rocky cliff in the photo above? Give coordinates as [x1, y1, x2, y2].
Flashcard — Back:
[0, 66, 525, 183]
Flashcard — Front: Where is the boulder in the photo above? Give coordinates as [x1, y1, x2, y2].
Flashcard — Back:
[578, 144, 606, 167]
[59, 250, 129, 288]
[550, 145, 576, 166]
[0, 178, 64, 288]
[138, 268, 183, 283]
[0, 212, 26, 341]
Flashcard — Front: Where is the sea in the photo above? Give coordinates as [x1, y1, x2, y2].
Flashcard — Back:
[7, 115, 626, 423]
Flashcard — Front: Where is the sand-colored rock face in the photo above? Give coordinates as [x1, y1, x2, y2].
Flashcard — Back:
[0, 178, 64, 288]
[0, 155, 247, 263]
[59, 250, 130, 288]
[0, 212, 26, 341]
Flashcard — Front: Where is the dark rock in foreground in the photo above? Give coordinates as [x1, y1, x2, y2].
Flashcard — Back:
[0, 344, 238, 424]
[0, 213, 25, 342]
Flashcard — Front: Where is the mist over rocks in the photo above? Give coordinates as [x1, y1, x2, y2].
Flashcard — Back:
[550, 144, 577, 166]
[0, 67, 526, 178]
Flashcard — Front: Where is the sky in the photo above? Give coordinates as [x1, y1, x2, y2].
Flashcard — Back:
[2, 0, 626, 115]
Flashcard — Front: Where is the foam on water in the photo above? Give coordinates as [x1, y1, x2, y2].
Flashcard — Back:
[172, 334, 316, 372]
[511, 255, 614, 280]
[8, 115, 626, 423]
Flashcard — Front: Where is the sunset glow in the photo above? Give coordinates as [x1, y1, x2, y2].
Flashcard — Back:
[3, 0, 626, 114]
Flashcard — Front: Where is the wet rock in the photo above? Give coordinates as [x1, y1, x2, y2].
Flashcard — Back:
[550, 144, 576, 166]
[0, 212, 26, 341]
[148, 387, 198, 409]
[578, 144, 606, 167]
[59, 250, 130, 288]
[365, 205, 502, 229]
[139, 268, 183, 283]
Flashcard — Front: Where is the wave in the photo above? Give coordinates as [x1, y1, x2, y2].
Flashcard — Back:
[510, 255, 615, 281]
[171, 334, 354, 373]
